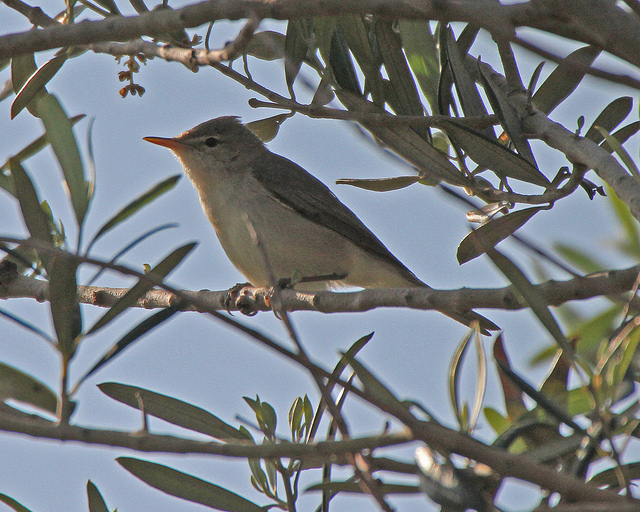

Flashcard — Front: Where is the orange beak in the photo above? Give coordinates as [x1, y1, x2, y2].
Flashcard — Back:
[143, 136, 187, 151]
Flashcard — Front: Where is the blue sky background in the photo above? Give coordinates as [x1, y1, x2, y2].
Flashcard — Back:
[1, 4, 638, 511]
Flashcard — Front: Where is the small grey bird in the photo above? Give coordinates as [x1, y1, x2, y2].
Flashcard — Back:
[145, 117, 496, 331]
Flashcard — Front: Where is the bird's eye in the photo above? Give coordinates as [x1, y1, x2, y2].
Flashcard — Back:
[204, 137, 219, 148]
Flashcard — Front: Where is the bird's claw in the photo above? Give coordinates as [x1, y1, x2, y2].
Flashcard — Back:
[224, 282, 259, 316]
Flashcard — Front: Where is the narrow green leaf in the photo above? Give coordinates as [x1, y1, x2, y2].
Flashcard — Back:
[49, 253, 82, 358]
[246, 114, 292, 143]
[342, 353, 406, 413]
[553, 243, 606, 274]
[284, 19, 311, 95]
[339, 16, 384, 104]
[398, 20, 439, 112]
[87, 242, 196, 335]
[606, 184, 640, 258]
[328, 26, 361, 95]
[0, 362, 58, 414]
[449, 330, 473, 429]
[483, 407, 509, 435]
[375, 20, 423, 119]
[487, 248, 573, 356]
[442, 121, 549, 187]
[93, 0, 121, 15]
[11, 55, 66, 119]
[86, 223, 179, 285]
[594, 126, 640, 180]
[600, 121, 640, 154]
[100, 383, 247, 440]
[527, 62, 545, 96]
[457, 206, 546, 264]
[118, 458, 264, 512]
[128, 0, 148, 13]
[470, 330, 487, 432]
[336, 175, 421, 192]
[11, 54, 37, 97]
[0, 307, 54, 343]
[493, 335, 527, 420]
[35, 94, 89, 227]
[437, 24, 479, 117]
[0, 115, 86, 191]
[79, 306, 180, 383]
[10, 159, 54, 270]
[337, 90, 469, 187]
[245, 31, 285, 61]
[0, 493, 33, 512]
[588, 462, 640, 488]
[87, 175, 181, 252]
[445, 28, 494, 140]
[308, 332, 374, 441]
[494, 358, 584, 433]
[478, 63, 537, 167]
[532, 46, 601, 115]
[306, 481, 420, 495]
[585, 97, 633, 144]
[86, 481, 109, 512]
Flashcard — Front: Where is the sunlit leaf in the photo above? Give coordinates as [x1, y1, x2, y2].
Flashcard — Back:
[449, 330, 473, 429]
[399, 20, 439, 112]
[600, 121, 640, 154]
[99, 382, 247, 440]
[11, 55, 66, 119]
[118, 458, 264, 512]
[594, 126, 640, 180]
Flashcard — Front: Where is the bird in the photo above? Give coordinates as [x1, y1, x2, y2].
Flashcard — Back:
[144, 116, 497, 331]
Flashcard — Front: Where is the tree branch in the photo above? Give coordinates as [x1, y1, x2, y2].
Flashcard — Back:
[2, 265, 638, 314]
[1, 0, 640, 73]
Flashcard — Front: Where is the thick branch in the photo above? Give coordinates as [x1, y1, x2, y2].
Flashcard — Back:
[0, 407, 629, 504]
[0, 410, 412, 459]
[2, 0, 640, 72]
[2, 265, 638, 314]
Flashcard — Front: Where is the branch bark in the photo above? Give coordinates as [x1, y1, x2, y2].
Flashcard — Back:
[1, 0, 640, 71]
[2, 265, 638, 314]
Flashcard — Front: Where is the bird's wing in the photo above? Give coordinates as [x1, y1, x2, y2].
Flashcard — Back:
[250, 152, 423, 284]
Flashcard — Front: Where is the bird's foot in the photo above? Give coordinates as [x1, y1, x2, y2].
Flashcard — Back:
[224, 282, 259, 316]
